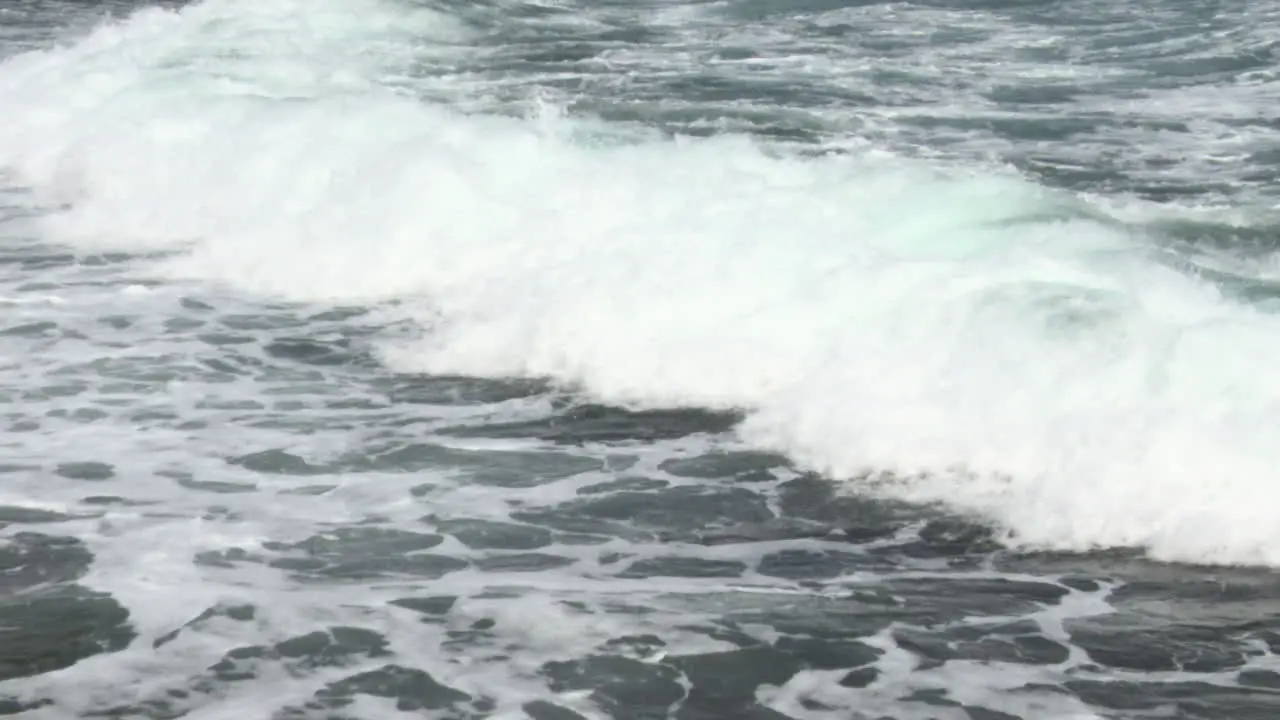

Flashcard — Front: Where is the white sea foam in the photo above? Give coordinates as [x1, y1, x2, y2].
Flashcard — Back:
[3, 0, 1280, 568]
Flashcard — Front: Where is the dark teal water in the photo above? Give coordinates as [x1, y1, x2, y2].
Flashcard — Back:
[2, 1, 1280, 718]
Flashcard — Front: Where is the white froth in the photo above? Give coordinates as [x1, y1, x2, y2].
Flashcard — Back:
[3, 0, 1280, 571]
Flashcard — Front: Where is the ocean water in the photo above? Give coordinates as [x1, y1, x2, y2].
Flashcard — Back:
[2, 0, 1280, 717]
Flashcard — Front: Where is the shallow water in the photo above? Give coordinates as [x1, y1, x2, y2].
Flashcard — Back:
[3, 0, 1280, 718]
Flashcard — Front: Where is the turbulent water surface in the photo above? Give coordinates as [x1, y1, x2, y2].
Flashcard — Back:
[3, 0, 1280, 718]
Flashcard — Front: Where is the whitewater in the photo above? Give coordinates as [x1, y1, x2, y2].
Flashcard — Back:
[2, 0, 1280, 718]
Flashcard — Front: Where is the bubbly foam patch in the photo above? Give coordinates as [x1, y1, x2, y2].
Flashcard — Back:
[4, 0, 1280, 566]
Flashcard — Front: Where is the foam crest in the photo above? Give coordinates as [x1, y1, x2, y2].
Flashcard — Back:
[4, 0, 1280, 566]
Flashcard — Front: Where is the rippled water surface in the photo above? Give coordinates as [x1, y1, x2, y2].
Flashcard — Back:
[3, 0, 1280, 718]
